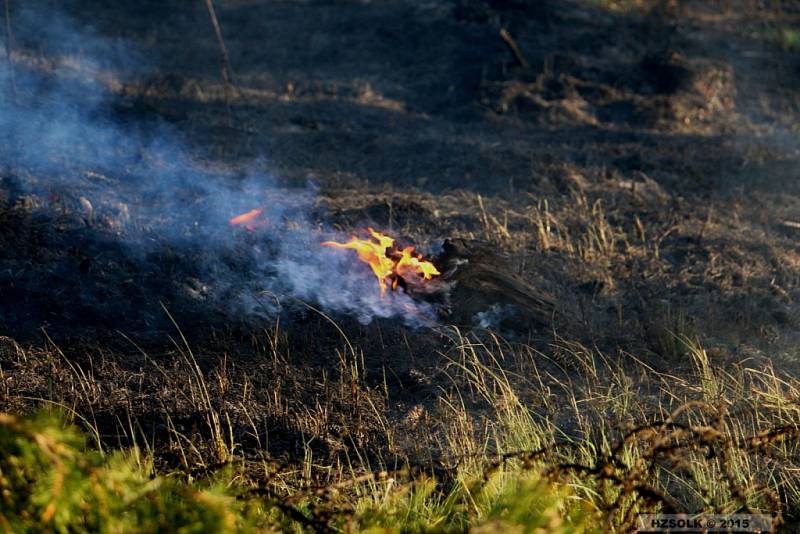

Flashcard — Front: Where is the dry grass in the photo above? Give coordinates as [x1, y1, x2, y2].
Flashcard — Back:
[3, 1, 800, 531]
[2, 322, 798, 531]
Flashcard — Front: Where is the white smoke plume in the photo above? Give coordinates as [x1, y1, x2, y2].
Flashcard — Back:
[0, 5, 437, 331]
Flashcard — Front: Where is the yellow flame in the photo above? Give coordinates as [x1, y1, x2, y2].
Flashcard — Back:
[323, 229, 440, 296]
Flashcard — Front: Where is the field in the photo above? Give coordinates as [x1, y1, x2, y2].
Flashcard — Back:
[2, 0, 800, 532]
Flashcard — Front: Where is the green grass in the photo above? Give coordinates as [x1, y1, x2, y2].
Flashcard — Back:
[2, 331, 798, 532]
[0, 411, 249, 533]
[0, 410, 600, 533]
[774, 27, 800, 52]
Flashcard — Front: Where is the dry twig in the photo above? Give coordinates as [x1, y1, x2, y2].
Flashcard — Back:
[203, 0, 236, 125]
[499, 27, 529, 69]
[3, 0, 16, 98]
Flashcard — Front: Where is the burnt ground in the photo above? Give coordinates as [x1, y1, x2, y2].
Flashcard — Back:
[2, 0, 800, 491]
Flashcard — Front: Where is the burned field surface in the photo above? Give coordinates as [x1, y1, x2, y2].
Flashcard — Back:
[3, 0, 800, 531]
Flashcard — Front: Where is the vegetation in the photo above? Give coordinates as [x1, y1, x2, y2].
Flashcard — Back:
[0, 410, 595, 533]
[0, 411, 247, 533]
[3, 0, 800, 532]
[773, 26, 800, 52]
[2, 332, 796, 532]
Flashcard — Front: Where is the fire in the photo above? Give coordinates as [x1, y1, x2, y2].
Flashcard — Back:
[323, 228, 440, 296]
[229, 208, 267, 231]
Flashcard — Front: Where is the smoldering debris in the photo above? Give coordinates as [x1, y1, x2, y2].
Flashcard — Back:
[0, 6, 442, 335]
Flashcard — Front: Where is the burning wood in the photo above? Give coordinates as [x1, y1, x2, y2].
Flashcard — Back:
[435, 238, 561, 332]
[322, 228, 441, 297]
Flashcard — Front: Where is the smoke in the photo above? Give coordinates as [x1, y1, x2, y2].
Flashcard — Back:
[0, 5, 437, 331]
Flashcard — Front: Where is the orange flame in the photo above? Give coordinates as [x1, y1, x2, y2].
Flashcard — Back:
[229, 208, 267, 231]
[323, 228, 440, 296]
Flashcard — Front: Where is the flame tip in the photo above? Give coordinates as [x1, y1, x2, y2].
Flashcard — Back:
[229, 208, 267, 230]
